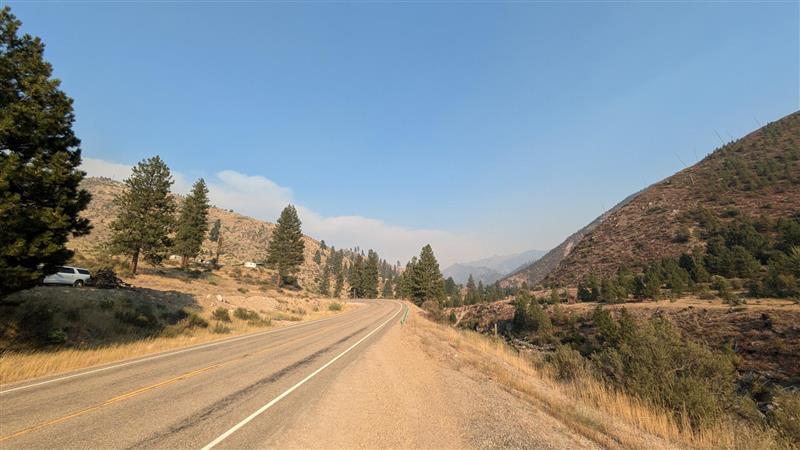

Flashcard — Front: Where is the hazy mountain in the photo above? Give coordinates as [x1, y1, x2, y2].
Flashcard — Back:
[443, 249, 546, 285]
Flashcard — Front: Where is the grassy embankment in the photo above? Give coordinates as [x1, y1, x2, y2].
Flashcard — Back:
[410, 305, 796, 450]
[0, 279, 351, 385]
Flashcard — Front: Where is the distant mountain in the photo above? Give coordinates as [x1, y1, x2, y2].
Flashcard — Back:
[503, 111, 800, 288]
[443, 249, 546, 285]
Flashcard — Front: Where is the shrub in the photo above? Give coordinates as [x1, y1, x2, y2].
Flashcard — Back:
[674, 225, 691, 243]
[161, 313, 208, 337]
[328, 302, 342, 311]
[769, 389, 800, 445]
[237, 287, 248, 294]
[211, 307, 231, 322]
[589, 310, 738, 427]
[513, 293, 552, 336]
[547, 345, 589, 381]
[211, 322, 231, 334]
[420, 300, 443, 321]
[114, 304, 159, 329]
[233, 307, 259, 321]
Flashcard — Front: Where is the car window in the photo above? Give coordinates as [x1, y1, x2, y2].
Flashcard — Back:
[77, 269, 90, 275]
[58, 267, 75, 274]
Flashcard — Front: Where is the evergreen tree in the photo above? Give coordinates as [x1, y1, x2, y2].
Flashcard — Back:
[363, 250, 380, 298]
[319, 263, 331, 297]
[109, 156, 176, 274]
[334, 270, 344, 298]
[408, 244, 445, 305]
[313, 249, 322, 264]
[0, 7, 91, 295]
[381, 277, 393, 298]
[319, 240, 327, 250]
[173, 178, 210, 268]
[266, 205, 305, 287]
[208, 218, 223, 267]
[465, 274, 479, 304]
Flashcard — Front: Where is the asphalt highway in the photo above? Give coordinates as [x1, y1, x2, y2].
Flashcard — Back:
[0, 300, 402, 449]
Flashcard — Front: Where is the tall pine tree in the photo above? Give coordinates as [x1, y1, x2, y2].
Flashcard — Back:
[0, 7, 91, 295]
[319, 263, 331, 297]
[109, 156, 176, 274]
[266, 205, 305, 287]
[173, 178, 210, 268]
[410, 244, 446, 305]
[208, 218, 223, 267]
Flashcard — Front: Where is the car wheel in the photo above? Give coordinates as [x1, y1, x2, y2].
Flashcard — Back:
[73, 280, 84, 287]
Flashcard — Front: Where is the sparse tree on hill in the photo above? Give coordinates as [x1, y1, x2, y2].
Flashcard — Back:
[266, 205, 305, 287]
[313, 249, 322, 264]
[209, 218, 223, 267]
[173, 178, 210, 268]
[109, 156, 176, 275]
[0, 7, 92, 295]
[319, 263, 331, 297]
[334, 270, 344, 297]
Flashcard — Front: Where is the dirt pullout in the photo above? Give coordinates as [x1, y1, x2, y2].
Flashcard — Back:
[273, 305, 599, 449]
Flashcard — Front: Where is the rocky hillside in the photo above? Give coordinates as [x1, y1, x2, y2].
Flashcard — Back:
[505, 111, 800, 288]
[501, 193, 638, 287]
[70, 177, 333, 290]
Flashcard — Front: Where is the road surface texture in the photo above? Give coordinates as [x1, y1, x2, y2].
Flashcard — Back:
[1, 300, 594, 449]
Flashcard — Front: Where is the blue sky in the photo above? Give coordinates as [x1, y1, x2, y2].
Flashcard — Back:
[10, 1, 799, 266]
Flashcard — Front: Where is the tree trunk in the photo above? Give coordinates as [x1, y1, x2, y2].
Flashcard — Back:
[181, 255, 188, 268]
[131, 250, 139, 275]
[275, 270, 281, 289]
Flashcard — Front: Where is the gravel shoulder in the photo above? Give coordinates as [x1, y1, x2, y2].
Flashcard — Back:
[273, 304, 600, 449]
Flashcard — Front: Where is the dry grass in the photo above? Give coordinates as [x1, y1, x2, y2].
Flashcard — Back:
[408, 306, 780, 450]
[0, 302, 356, 386]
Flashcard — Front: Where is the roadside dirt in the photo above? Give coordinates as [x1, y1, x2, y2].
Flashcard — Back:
[274, 305, 600, 449]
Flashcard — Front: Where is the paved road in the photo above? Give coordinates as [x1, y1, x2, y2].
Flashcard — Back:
[0, 300, 402, 449]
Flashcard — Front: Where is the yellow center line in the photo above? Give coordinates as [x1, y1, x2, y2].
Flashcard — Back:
[0, 315, 366, 443]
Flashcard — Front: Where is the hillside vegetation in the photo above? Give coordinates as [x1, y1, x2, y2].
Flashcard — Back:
[506, 112, 800, 291]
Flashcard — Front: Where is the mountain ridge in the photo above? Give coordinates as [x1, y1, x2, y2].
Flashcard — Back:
[503, 111, 800, 287]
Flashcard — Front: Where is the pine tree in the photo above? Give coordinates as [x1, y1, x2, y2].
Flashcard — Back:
[109, 156, 176, 274]
[465, 274, 478, 304]
[173, 178, 210, 268]
[319, 263, 331, 297]
[363, 250, 380, 298]
[409, 244, 445, 305]
[209, 218, 222, 267]
[381, 278, 393, 298]
[0, 7, 91, 295]
[266, 205, 305, 287]
[334, 270, 344, 297]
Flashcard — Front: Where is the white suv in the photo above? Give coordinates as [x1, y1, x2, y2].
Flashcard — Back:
[43, 266, 92, 287]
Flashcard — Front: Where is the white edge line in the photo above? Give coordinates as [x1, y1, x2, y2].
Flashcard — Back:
[200, 301, 402, 450]
[0, 303, 371, 395]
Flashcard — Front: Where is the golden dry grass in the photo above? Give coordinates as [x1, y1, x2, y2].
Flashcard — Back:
[408, 306, 780, 450]
[0, 302, 357, 386]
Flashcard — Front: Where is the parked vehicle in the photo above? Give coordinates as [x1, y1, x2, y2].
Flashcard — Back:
[43, 266, 91, 287]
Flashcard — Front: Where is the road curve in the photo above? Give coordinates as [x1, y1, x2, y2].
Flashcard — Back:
[0, 300, 402, 449]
